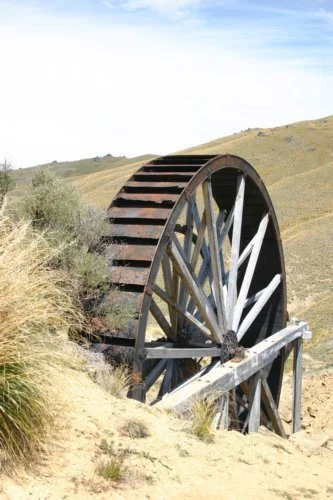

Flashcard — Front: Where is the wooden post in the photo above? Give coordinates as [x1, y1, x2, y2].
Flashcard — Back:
[292, 337, 303, 433]
[248, 371, 261, 432]
[212, 392, 229, 430]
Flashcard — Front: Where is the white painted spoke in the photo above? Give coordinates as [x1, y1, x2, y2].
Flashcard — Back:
[237, 274, 282, 341]
[167, 235, 223, 344]
[153, 283, 213, 340]
[243, 288, 265, 309]
[202, 179, 227, 333]
[227, 175, 245, 329]
[232, 213, 269, 332]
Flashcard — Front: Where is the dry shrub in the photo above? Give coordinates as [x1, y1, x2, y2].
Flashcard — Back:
[0, 214, 82, 465]
[121, 419, 150, 439]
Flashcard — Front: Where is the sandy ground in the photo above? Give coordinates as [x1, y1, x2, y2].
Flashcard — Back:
[1, 364, 333, 500]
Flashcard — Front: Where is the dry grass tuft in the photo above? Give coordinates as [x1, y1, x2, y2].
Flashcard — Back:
[96, 457, 127, 482]
[0, 214, 82, 465]
[121, 419, 150, 439]
[189, 394, 218, 442]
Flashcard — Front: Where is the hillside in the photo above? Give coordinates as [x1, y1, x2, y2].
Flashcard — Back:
[12, 115, 333, 361]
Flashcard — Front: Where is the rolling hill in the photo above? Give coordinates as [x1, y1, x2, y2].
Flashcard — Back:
[13, 115, 333, 363]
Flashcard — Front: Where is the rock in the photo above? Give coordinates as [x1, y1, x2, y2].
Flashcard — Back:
[307, 406, 316, 418]
[290, 431, 329, 456]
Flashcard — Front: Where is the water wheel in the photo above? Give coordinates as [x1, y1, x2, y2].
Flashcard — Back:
[100, 154, 287, 417]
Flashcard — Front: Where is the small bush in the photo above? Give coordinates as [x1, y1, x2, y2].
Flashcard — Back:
[189, 395, 218, 442]
[91, 364, 131, 398]
[0, 160, 15, 203]
[121, 419, 150, 439]
[97, 457, 127, 482]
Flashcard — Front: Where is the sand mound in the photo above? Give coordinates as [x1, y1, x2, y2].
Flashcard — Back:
[1, 367, 332, 500]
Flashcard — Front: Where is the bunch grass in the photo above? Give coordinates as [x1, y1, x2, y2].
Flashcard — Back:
[0, 213, 82, 465]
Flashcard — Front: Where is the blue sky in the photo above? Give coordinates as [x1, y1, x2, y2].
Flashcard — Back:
[0, 0, 332, 166]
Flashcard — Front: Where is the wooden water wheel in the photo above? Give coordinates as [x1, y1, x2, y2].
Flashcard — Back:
[98, 154, 287, 424]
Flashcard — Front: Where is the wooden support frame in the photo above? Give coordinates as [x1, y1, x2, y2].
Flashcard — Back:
[155, 321, 311, 437]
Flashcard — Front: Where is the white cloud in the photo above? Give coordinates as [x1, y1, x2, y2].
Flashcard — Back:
[0, 4, 332, 167]
[103, 0, 203, 19]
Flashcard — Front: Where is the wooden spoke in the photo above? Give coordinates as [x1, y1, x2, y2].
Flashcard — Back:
[190, 210, 207, 271]
[261, 376, 287, 438]
[149, 298, 175, 340]
[218, 205, 235, 249]
[232, 213, 269, 332]
[243, 288, 265, 309]
[237, 274, 282, 341]
[178, 198, 194, 327]
[157, 359, 174, 399]
[202, 179, 227, 333]
[161, 253, 174, 326]
[144, 359, 167, 392]
[227, 174, 245, 329]
[171, 263, 180, 333]
[153, 283, 213, 340]
[167, 235, 223, 343]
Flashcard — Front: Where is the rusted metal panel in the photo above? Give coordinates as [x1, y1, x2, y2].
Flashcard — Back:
[107, 206, 172, 220]
[116, 192, 179, 204]
[104, 224, 163, 240]
[125, 181, 187, 190]
[134, 171, 197, 178]
[109, 266, 150, 286]
[104, 244, 156, 262]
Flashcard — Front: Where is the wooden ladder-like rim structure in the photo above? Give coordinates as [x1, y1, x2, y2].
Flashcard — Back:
[101, 154, 287, 409]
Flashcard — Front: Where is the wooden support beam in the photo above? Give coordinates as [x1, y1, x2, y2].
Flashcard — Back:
[142, 345, 221, 359]
[248, 372, 261, 432]
[292, 337, 303, 433]
[156, 322, 309, 412]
